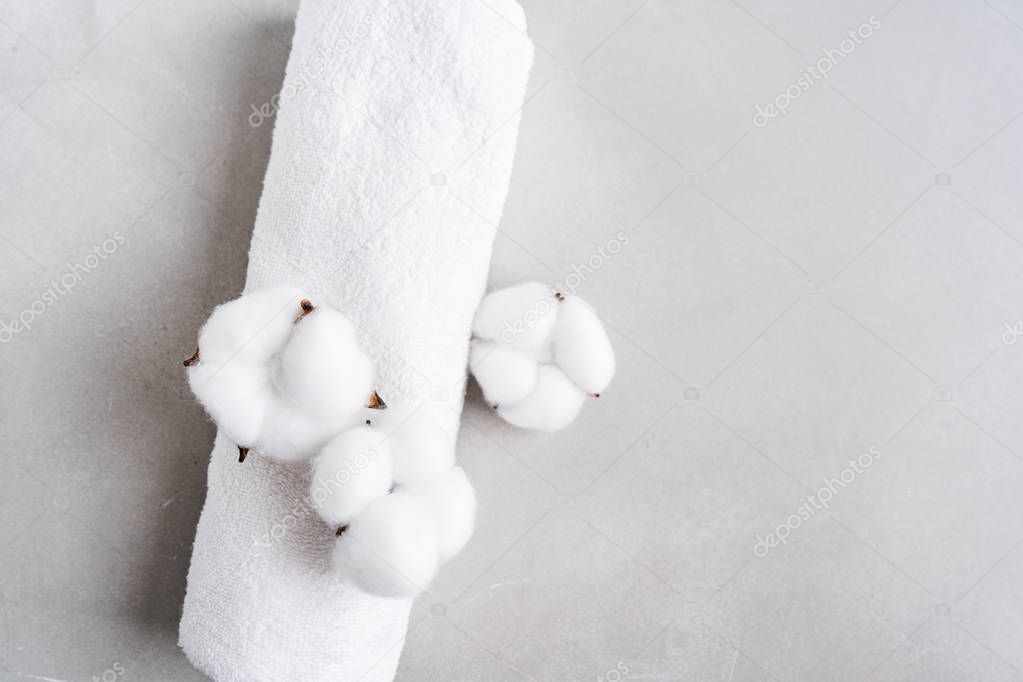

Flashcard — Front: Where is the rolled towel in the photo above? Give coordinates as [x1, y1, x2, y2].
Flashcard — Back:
[177, 0, 533, 679]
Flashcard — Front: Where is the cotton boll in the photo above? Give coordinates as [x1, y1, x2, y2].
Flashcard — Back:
[310, 427, 393, 527]
[498, 365, 585, 432]
[197, 285, 304, 364]
[185, 287, 383, 463]
[410, 467, 476, 562]
[333, 492, 439, 598]
[552, 296, 615, 395]
[468, 284, 614, 432]
[278, 307, 375, 423]
[472, 281, 558, 349]
[373, 404, 455, 485]
[469, 339, 538, 406]
[188, 360, 271, 446]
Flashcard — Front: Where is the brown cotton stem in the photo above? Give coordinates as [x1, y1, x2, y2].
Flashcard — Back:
[588, 392, 600, 398]
[336, 525, 348, 536]
[366, 391, 387, 409]
[555, 292, 565, 302]
[238, 446, 250, 463]
[295, 299, 315, 322]
[183, 347, 200, 367]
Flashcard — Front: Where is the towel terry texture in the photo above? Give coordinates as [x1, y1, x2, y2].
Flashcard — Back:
[178, 0, 533, 679]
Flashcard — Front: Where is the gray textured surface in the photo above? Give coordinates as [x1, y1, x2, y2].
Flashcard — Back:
[3, 1, 1023, 681]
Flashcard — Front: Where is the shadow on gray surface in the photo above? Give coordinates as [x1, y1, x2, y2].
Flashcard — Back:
[130, 19, 294, 638]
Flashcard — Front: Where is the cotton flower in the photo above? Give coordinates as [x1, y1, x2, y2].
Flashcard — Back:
[469, 282, 615, 431]
[185, 286, 378, 462]
[332, 491, 440, 598]
[310, 426, 393, 528]
[187, 287, 478, 595]
[370, 403, 455, 485]
[332, 466, 476, 598]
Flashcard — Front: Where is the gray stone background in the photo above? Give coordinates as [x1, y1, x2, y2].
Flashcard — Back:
[3, 0, 1023, 680]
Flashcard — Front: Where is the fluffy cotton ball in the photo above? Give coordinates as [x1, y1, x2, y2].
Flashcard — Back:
[498, 365, 585, 432]
[469, 339, 538, 406]
[310, 426, 393, 528]
[333, 492, 439, 598]
[187, 288, 388, 462]
[468, 282, 616, 432]
[196, 285, 304, 364]
[278, 306, 374, 424]
[372, 404, 455, 485]
[552, 296, 616, 395]
[409, 467, 477, 562]
[473, 281, 558, 349]
[187, 361, 271, 446]
[187, 286, 306, 451]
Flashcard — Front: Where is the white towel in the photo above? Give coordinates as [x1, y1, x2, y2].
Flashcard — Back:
[178, 0, 533, 679]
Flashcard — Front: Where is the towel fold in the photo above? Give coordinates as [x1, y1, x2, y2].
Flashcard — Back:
[178, 0, 533, 678]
